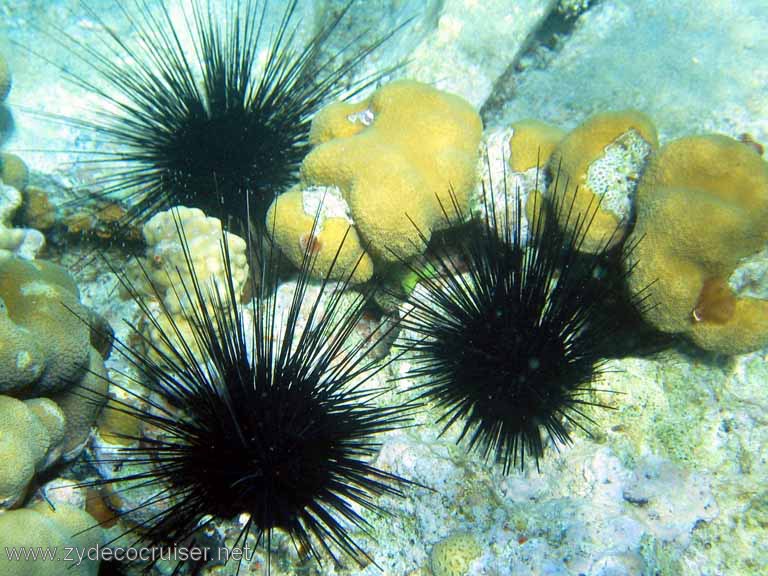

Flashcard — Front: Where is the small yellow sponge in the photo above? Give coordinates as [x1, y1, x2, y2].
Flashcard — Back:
[268, 79, 482, 282]
[429, 531, 482, 576]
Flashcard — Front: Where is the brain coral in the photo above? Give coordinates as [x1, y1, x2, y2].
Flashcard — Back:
[267, 79, 483, 283]
[626, 134, 768, 354]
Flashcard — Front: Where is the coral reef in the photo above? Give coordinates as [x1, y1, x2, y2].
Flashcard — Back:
[549, 110, 658, 252]
[626, 134, 768, 354]
[0, 502, 102, 575]
[2, 1, 767, 574]
[267, 79, 482, 282]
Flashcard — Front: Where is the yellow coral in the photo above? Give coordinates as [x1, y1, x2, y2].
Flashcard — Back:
[429, 531, 482, 576]
[267, 186, 373, 283]
[0, 396, 65, 507]
[627, 134, 768, 354]
[509, 119, 565, 172]
[268, 79, 482, 281]
[1, 152, 30, 192]
[0, 502, 102, 575]
[309, 99, 372, 144]
[549, 110, 658, 253]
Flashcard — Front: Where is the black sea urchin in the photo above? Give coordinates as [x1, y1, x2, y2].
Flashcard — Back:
[397, 167, 652, 473]
[46, 0, 401, 231]
[87, 214, 416, 574]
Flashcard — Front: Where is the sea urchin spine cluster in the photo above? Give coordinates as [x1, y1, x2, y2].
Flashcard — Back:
[87, 212, 417, 573]
[395, 165, 650, 472]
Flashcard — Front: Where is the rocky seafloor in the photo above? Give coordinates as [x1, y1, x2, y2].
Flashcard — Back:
[1, 0, 767, 575]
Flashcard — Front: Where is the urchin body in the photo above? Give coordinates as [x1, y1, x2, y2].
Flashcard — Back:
[51, 0, 399, 230]
[400, 174, 643, 472]
[94, 217, 414, 572]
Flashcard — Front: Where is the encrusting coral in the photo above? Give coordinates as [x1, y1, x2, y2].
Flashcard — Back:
[549, 110, 658, 253]
[0, 502, 103, 575]
[429, 531, 482, 576]
[0, 255, 111, 488]
[267, 79, 483, 283]
[626, 134, 768, 354]
[123, 205, 248, 360]
[136, 205, 248, 313]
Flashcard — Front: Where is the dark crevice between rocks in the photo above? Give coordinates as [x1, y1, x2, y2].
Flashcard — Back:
[480, 0, 605, 126]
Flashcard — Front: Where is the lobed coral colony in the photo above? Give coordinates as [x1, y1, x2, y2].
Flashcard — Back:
[266, 79, 483, 283]
[0, 3, 767, 576]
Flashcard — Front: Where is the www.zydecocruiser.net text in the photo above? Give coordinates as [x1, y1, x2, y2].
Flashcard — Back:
[5, 544, 254, 566]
